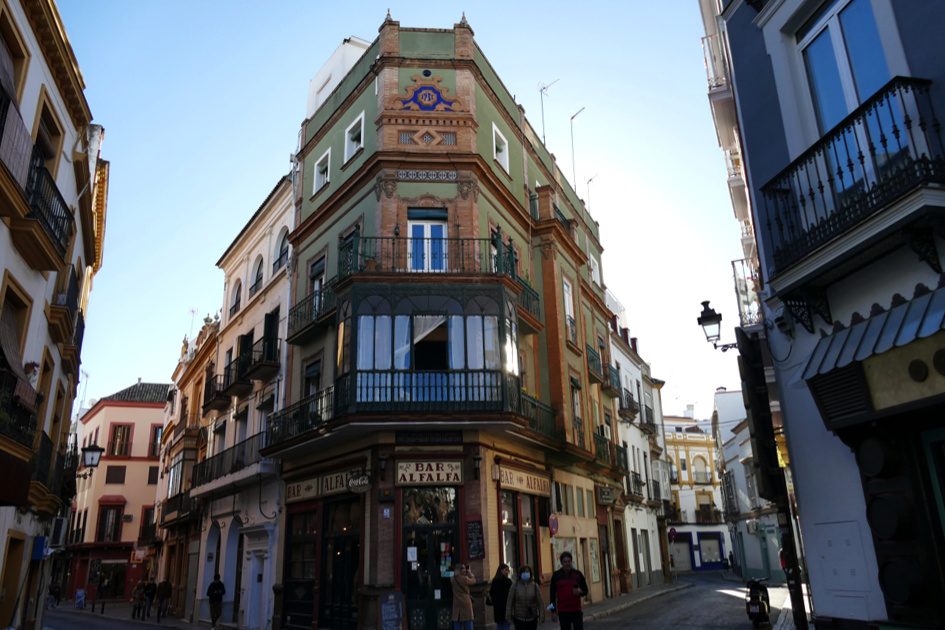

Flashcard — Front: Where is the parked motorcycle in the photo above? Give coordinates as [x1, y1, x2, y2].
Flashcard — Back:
[745, 577, 770, 628]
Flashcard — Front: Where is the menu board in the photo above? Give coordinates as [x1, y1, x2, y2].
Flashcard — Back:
[466, 519, 484, 559]
[379, 591, 404, 630]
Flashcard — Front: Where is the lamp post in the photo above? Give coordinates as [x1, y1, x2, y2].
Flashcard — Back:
[77, 443, 104, 480]
[570, 107, 585, 187]
[697, 301, 736, 351]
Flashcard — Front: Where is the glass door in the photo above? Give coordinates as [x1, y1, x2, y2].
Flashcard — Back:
[403, 487, 459, 630]
[320, 498, 361, 630]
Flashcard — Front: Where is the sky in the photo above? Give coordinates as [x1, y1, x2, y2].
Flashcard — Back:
[57, 1, 744, 419]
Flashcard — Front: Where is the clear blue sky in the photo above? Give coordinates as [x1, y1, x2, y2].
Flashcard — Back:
[58, 1, 743, 418]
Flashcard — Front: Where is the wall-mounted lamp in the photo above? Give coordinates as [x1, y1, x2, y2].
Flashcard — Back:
[76, 443, 105, 480]
[379, 455, 388, 481]
[697, 301, 737, 352]
[473, 455, 482, 480]
[394, 225, 400, 236]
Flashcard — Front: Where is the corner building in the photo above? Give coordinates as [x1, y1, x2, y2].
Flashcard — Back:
[267, 15, 631, 630]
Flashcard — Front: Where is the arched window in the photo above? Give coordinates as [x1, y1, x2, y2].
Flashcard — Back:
[230, 280, 242, 317]
[273, 230, 289, 273]
[249, 257, 264, 297]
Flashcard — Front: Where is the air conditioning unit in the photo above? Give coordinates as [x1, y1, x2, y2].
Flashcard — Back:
[746, 520, 758, 534]
[49, 517, 67, 548]
[596, 424, 612, 440]
[122, 514, 134, 523]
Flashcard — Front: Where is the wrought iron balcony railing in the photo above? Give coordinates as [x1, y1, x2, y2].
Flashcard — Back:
[338, 369, 511, 413]
[604, 364, 620, 392]
[246, 337, 281, 381]
[586, 345, 603, 379]
[697, 505, 723, 524]
[552, 203, 572, 235]
[248, 277, 262, 298]
[692, 470, 713, 484]
[288, 287, 337, 338]
[641, 405, 655, 431]
[615, 444, 629, 472]
[192, 432, 265, 487]
[620, 389, 640, 417]
[266, 388, 335, 447]
[762, 76, 945, 273]
[54, 265, 80, 324]
[629, 471, 644, 497]
[272, 250, 288, 274]
[0, 369, 37, 447]
[515, 276, 540, 319]
[203, 375, 227, 409]
[521, 392, 556, 441]
[592, 432, 611, 466]
[31, 431, 53, 486]
[223, 354, 251, 391]
[651, 480, 662, 502]
[26, 149, 74, 258]
[161, 491, 194, 525]
[71, 310, 85, 353]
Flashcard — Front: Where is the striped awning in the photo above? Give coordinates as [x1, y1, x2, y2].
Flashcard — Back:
[803, 285, 945, 380]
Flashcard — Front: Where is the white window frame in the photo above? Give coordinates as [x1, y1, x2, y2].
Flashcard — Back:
[314, 148, 331, 194]
[406, 220, 448, 272]
[493, 122, 509, 172]
[589, 256, 601, 286]
[344, 111, 365, 163]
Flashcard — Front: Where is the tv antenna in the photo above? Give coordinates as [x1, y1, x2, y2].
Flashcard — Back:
[538, 79, 558, 146]
[189, 307, 198, 338]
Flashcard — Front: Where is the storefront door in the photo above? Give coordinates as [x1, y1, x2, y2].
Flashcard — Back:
[283, 508, 318, 630]
[402, 486, 459, 630]
[319, 498, 361, 630]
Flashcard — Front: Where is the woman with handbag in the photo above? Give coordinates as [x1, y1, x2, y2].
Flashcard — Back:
[505, 565, 544, 630]
[489, 563, 513, 630]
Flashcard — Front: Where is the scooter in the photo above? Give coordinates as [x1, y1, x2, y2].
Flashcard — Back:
[745, 577, 770, 628]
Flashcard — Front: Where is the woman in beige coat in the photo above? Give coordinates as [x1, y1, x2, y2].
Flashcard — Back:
[451, 562, 476, 630]
[505, 565, 544, 630]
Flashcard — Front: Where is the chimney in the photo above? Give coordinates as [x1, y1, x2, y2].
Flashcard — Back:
[138, 377, 142, 384]
[685, 404, 695, 419]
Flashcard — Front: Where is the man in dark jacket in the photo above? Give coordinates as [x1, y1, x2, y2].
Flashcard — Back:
[144, 578, 157, 618]
[155, 577, 172, 622]
[549, 552, 589, 630]
[207, 573, 226, 630]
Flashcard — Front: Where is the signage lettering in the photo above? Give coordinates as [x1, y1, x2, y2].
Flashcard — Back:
[497, 467, 551, 497]
[396, 461, 463, 485]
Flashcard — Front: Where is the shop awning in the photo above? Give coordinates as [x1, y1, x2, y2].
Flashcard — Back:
[98, 494, 127, 505]
[802, 285, 945, 380]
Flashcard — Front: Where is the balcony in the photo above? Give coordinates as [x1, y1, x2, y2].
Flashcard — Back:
[702, 33, 728, 90]
[592, 432, 611, 467]
[265, 388, 335, 449]
[0, 368, 38, 448]
[520, 392, 557, 442]
[515, 276, 542, 334]
[640, 405, 656, 433]
[221, 355, 252, 397]
[761, 77, 945, 279]
[552, 203, 572, 237]
[692, 470, 713, 484]
[697, 505, 723, 524]
[628, 471, 644, 498]
[602, 364, 620, 397]
[339, 231, 518, 279]
[191, 432, 265, 489]
[46, 265, 79, 344]
[139, 522, 157, 543]
[733, 258, 763, 328]
[615, 444, 629, 472]
[618, 389, 640, 420]
[7, 147, 75, 271]
[586, 345, 604, 384]
[287, 287, 337, 344]
[651, 480, 662, 502]
[203, 375, 229, 412]
[336, 370, 519, 414]
[59, 311, 84, 377]
[160, 491, 195, 526]
[244, 337, 280, 382]
[272, 250, 288, 274]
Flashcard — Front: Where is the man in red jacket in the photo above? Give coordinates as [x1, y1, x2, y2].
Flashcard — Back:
[549, 551, 589, 630]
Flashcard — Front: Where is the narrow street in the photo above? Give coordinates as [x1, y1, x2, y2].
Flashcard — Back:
[590, 573, 787, 630]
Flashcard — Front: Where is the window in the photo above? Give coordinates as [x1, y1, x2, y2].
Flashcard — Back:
[273, 230, 289, 273]
[97, 505, 122, 542]
[577, 488, 585, 518]
[148, 466, 158, 485]
[501, 491, 519, 570]
[407, 220, 447, 272]
[104, 465, 126, 484]
[589, 256, 601, 286]
[249, 257, 264, 297]
[314, 148, 330, 193]
[0, 274, 31, 359]
[108, 425, 131, 457]
[303, 359, 322, 396]
[149, 425, 162, 458]
[166, 453, 183, 497]
[0, 7, 29, 103]
[310, 257, 326, 314]
[230, 280, 242, 317]
[493, 122, 509, 172]
[33, 91, 64, 177]
[563, 279, 575, 342]
[344, 111, 365, 162]
[798, 0, 889, 134]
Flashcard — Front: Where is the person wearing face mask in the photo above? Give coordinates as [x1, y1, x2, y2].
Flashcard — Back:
[506, 565, 544, 630]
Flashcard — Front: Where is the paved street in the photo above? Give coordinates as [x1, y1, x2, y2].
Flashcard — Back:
[589, 573, 787, 630]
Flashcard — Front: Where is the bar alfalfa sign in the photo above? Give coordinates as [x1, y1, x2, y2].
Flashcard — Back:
[396, 460, 463, 485]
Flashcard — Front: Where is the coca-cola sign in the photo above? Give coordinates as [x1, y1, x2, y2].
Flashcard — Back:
[346, 473, 372, 494]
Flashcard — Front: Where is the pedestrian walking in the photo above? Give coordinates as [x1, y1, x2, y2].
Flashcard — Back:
[207, 573, 226, 630]
[155, 576, 172, 623]
[489, 563, 513, 630]
[144, 577, 157, 618]
[131, 580, 146, 620]
[506, 564, 544, 630]
[449, 561, 476, 630]
[50, 582, 61, 608]
[549, 551, 589, 630]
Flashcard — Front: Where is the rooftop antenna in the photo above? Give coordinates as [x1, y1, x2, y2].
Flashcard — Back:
[189, 307, 198, 338]
[586, 173, 599, 211]
[538, 79, 558, 146]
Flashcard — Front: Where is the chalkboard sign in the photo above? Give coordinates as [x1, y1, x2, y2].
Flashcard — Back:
[379, 591, 404, 630]
[466, 519, 484, 559]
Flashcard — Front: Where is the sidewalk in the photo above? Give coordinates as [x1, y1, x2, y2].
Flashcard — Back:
[54, 599, 201, 630]
[718, 570, 809, 630]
